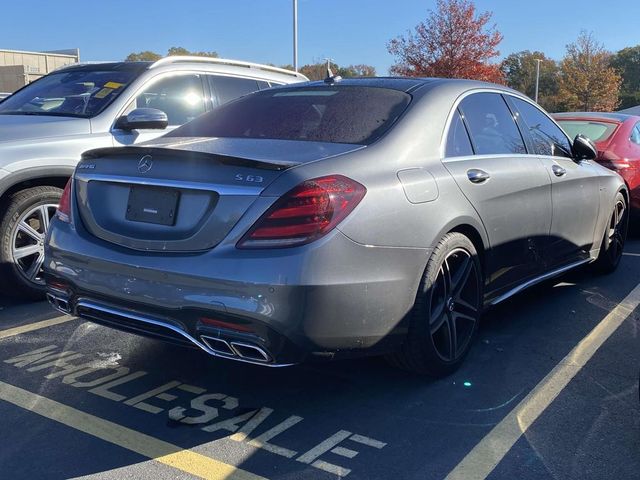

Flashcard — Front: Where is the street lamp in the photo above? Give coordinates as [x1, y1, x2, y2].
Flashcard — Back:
[293, 0, 298, 72]
[534, 58, 542, 103]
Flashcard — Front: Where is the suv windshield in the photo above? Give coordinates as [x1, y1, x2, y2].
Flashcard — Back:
[169, 86, 411, 145]
[0, 68, 140, 118]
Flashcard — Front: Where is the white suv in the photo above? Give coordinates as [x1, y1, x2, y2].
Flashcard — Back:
[0, 57, 307, 298]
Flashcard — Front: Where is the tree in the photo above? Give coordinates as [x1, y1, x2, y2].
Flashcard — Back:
[125, 47, 218, 62]
[298, 62, 376, 81]
[557, 32, 621, 112]
[166, 47, 218, 58]
[610, 45, 640, 109]
[337, 64, 377, 78]
[501, 51, 560, 111]
[125, 50, 162, 62]
[387, 0, 504, 83]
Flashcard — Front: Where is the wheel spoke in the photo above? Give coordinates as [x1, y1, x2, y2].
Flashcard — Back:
[39, 205, 51, 234]
[24, 252, 44, 280]
[13, 244, 41, 260]
[442, 261, 452, 298]
[451, 255, 472, 299]
[454, 297, 478, 317]
[18, 221, 43, 242]
[446, 315, 457, 360]
[430, 309, 448, 335]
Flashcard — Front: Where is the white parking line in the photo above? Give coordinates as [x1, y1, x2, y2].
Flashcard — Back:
[445, 282, 640, 480]
[0, 316, 76, 339]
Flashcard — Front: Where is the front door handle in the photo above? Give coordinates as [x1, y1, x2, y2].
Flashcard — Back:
[552, 165, 567, 177]
[467, 168, 490, 184]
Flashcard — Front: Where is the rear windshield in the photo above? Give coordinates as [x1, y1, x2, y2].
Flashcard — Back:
[556, 120, 618, 143]
[169, 86, 412, 145]
[0, 69, 139, 118]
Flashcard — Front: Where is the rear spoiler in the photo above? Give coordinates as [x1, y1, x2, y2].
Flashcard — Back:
[81, 146, 298, 171]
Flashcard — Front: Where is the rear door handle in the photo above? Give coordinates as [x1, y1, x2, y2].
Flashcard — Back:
[467, 169, 490, 184]
[552, 165, 567, 177]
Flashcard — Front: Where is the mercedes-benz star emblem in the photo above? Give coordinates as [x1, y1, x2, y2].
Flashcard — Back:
[138, 155, 153, 174]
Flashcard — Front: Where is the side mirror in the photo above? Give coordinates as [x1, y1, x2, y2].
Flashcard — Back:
[572, 134, 597, 161]
[115, 108, 168, 131]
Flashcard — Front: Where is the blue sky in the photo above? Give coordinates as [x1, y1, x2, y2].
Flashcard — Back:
[1, 0, 637, 74]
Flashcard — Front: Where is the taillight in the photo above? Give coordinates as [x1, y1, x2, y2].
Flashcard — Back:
[56, 178, 72, 223]
[237, 175, 366, 248]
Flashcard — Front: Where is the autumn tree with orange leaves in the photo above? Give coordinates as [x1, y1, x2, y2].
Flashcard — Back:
[387, 0, 504, 83]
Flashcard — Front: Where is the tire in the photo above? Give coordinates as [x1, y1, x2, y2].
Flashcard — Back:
[387, 232, 483, 377]
[593, 192, 628, 274]
[0, 186, 62, 300]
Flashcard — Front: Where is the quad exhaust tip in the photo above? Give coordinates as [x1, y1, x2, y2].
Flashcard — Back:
[200, 335, 271, 363]
[46, 293, 71, 315]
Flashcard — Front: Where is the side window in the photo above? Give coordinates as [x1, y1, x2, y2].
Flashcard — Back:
[631, 124, 640, 145]
[511, 97, 572, 158]
[210, 76, 260, 105]
[257, 80, 270, 90]
[459, 93, 526, 155]
[133, 74, 206, 126]
[445, 109, 474, 157]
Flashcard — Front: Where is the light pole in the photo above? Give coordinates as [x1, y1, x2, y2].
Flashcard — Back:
[293, 0, 298, 72]
[534, 58, 542, 103]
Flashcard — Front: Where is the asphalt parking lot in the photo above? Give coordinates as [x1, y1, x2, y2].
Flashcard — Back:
[0, 240, 638, 480]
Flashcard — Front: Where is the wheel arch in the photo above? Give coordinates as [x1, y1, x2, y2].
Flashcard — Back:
[0, 167, 74, 204]
[446, 223, 487, 275]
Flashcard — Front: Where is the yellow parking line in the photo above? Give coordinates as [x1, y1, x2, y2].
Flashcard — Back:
[0, 316, 76, 339]
[445, 282, 640, 480]
[0, 380, 266, 480]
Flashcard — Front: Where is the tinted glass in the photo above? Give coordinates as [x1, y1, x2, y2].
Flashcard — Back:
[459, 93, 526, 155]
[211, 76, 260, 105]
[512, 98, 572, 157]
[0, 69, 138, 118]
[445, 109, 474, 157]
[134, 74, 206, 126]
[555, 120, 618, 143]
[169, 86, 411, 145]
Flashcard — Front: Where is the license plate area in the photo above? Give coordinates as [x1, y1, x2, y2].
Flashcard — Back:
[126, 185, 180, 226]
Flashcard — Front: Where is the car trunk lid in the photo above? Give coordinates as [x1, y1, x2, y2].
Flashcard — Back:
[74, 138, 364, 252]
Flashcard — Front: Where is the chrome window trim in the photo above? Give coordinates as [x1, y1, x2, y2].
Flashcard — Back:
[440, 88, 574, 160]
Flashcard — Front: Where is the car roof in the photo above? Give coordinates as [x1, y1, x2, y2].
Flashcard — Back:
[57, 58, 307, 83]
[552, 112, 636, 123]
[299, 77, 523, 95]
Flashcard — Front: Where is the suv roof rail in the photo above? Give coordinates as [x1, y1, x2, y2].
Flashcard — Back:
[149, 56, 308, 80]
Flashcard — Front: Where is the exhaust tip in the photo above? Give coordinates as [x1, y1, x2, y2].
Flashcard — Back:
[200, 336, 235, 356]
[47, 293, 71, 314]
[230, 341, 271, 362]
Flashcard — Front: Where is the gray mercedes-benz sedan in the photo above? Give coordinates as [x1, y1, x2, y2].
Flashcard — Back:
[44, 78, 628, 376]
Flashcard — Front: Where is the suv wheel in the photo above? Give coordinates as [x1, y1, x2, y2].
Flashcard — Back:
[387, 232, 483, 377]
[0, 186, 62, 300]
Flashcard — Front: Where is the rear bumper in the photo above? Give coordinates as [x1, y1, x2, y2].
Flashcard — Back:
[44, 219, 429, 366]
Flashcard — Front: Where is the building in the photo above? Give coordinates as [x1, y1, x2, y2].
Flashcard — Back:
[0, 48, 80, 94]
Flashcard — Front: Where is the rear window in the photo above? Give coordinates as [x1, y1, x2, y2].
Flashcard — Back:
[556, 120, 618, 143]
[169, 86, 411, 145]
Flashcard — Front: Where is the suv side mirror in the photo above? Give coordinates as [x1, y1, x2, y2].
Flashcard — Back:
[573, 134, 597, 161]
[115, 108, 168, 131]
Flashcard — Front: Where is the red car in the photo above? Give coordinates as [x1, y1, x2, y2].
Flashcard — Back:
[554, 112, 640, 215]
